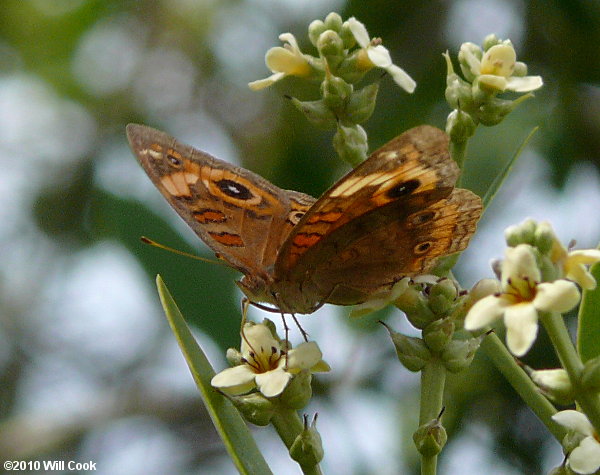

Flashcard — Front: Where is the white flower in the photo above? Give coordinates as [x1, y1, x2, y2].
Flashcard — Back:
[249, 33, 313, 90]
[211, 323, 330, 398]
[461, 42, 543, 93]
[345, 17, 416, 93]
[552, 410, 600, 474]
[464, 244, 580, 356]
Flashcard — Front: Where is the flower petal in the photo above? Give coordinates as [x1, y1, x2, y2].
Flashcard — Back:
[366, 44, 392, 68]
[552, 410, 596, 436]
[505, 75, 543, 92]
[568, 264, 597, 290]
[241, 323, 279, 357]
[248, 72, 286, 91]
[386, 64, 416, 93]
[478, 74, 508, 92]
[255, 368, 292, 398]
[479, 44, 516, 77]
[504, 303, 538, 356]
[534, 280, 580, 313]
[502, 244, 541, 287]
[346, 17, 370, 48]
[211, 365, 257, 395]
[286, 341, 323, 370]
[569, 437, 600, 474]
[568, 249, 600, 265]
[464, 294, 509, 330]
[278, 32, 300, 51]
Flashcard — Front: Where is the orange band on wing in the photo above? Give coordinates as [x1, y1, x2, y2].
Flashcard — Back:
[209, 232, 244, 247]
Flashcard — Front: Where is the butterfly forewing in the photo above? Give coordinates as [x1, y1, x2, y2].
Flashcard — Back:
[126, 124, 311, 280]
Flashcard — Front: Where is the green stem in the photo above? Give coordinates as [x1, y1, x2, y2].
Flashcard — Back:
[271, 407, 323, 475]
[419, 358, 447, 475]
[450, 139, 468, 179]
[541, 311, 600, 433]
[480, 332, 565, 441]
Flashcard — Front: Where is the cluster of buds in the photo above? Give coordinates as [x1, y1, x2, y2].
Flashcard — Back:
[444, 35, 543, 141]
[465, 219, 600, 356]
[362, 277, 484, 375]
[250, 12, 415, 165]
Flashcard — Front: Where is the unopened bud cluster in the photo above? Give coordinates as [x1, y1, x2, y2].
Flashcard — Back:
[385, 278, 482, 374]
[444, 35, 543, 141]
[250, 12, 415, 165]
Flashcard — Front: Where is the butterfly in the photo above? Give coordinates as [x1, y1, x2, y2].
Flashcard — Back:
[127, 124, 482, 315]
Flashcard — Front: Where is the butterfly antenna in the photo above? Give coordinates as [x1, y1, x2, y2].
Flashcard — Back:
[140, 236, 229, 267]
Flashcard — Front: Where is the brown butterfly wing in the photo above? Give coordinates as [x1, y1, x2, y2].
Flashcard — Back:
[126, 124, 316, 282]
[274, 125, 482, 308]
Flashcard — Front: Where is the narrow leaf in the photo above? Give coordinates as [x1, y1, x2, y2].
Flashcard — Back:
[577, 262, 600, 362]
[482, 126, 538, 213]
[156, 275, 272, 475]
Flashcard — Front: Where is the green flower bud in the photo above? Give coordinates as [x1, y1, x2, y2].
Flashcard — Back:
[441, 337, 482, 373]
[513, 61, 528, 77]
[321, 74, 353, 109]
[446, 109, 477, 143]
[279, 370, 313, 410]
[308, 20, 326, 47]
[382, 322, 432, 371]
[290, 415, 324, 466]
[546, 465, 571, 475]
[344, 83, 378, 124]
[581, 356, 600, 392]
[288, 96, 337, 129]
[530, 368, 575, 405]
[477, 96, 519, 126]
[317, 29, 345, 70]
[534, 221, 556, 255]
[394, 285, 438, 329]
[444, 52, 475, 110]
[339, 21, 356, 49]
[226, 347, 243, 366]
[458, 42, 483, 82]
[428, 279, 459, 316]
[413, 418, 447, 457]
[482, 34, 504, 51]
[423, 318, 455, 353]
[230, 392, 275, 426]
[335, 51, 370, 84]
[333, 123, 368, 166]
[505, 218, 537, 247]
[324, 12, 343, 32]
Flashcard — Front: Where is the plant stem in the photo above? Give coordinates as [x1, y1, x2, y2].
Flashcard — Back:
[480, 332, 565, 441]
[541, 311, 600, 433]
[271, 406, 323, 475]
[450, 139, 468, 179]
[419, 358, 447, 475]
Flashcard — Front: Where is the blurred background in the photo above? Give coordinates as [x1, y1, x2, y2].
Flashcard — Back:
[1, 0, 600, 474]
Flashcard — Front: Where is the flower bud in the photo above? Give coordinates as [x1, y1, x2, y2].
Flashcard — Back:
[533, 221, 556, 255]
[339, 21, 356, 49]
[317, 29, 345, 70]
[530, 368, 574, 405]
[413, 419, 447, 457]
[290, 415, 324, 466]
[444, 52, 474, 110]
[321, 74, 353, 109]
[344, 83, 378, 124]
[504, 218, 537, 247]
[441, 337, 482, 373]
[324, 12, 343, 31]
[226, 347, 243, 366]
[394, 285, 438, 329]
[482, 34, 502, 51]
[581, 356, 600, 392]
[308, 20, 326, 47]
[513, 61, 528, 77]
[446, 109, 477, 142]
[288, 97, 337, 129]
[458, 42, 483, 82]
[279, 370, 313, 410]
[333, 123, 368, 166]
[428, 279, 459, 316]
[423, 318, 455, 353]
[230, 392, 275, 426]
[477, 97, 517, 126]
[382, 323, 431, 372]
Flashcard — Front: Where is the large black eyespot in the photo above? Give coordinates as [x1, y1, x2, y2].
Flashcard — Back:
[216, 179, 254, 200]
[386, 179, 420, 199]
[414, 242, 432, 254]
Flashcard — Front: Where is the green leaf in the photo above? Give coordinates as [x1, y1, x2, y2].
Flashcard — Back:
[577, 262, 600, 362]
[481, 126, 538, 213]
[156, 275, 273, 475]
